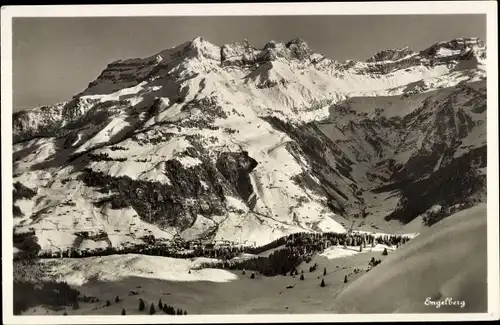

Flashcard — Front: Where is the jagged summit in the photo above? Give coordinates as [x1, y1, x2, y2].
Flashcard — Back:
[431, 37, 484, 49]
[420, 37, 485, 58]
[13, 35, 487, 144]
[366, 46, 415, 63]
[108, 36, 316, 69]
[99, 36, 485, 77]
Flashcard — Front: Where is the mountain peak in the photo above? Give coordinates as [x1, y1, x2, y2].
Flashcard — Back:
[189, 36, 213, 48]
[421, 37, 485, 58]
[361, 37, 486, 70]
[366, 46, 415, 62]
[184, 36, 221, 61]
[435, 37, 484, 47]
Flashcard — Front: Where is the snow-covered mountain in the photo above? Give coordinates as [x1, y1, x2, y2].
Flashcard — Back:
[12, 36, 487, 254]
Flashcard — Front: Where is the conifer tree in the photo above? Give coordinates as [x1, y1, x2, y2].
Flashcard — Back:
[344, 275, 348, 283]
[300, 274, 304, 281]
[158, 299, 163, 310]
[115, 296, 120, 303]
[320, 278, 326, 287]
[382, 248, 388, 256]
[139, 298, 145, 311]
[251, 272, 255, 279]
[106, 300, 111, 306]
[323, 267, 327, 276]
[63, 311, 68, 316]
[121, 309, 126, 315]
[184, 310, 187, 315]
[149, 303, 155, 315]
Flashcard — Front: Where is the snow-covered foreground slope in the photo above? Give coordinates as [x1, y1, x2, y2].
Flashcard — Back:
[18, 242, 399, 315]
[12, 36, 487, 253]
[16, 206, 486, 315]
[331, 204, 487, 313]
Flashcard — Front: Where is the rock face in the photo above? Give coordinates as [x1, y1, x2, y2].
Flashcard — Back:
[13, 103, 66, 143]
[12, 36, 487, 253]
[220, 38, 313, 67]
[366, 46, 416, 62]
[323, 82, 486, 227]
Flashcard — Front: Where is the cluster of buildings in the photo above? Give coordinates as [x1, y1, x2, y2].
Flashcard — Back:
[186, 239, 256, 251]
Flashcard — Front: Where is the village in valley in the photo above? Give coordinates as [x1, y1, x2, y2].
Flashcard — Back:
[16, 221, 415, 271]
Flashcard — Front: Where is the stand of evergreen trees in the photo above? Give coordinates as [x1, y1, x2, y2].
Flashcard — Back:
[13, 256, 81, 315]
[14, 279, 80, 314]
[195, 232, 411, 277]
[197, 247, 304, 276]
[29, 230, 411, 262]
[138, 298, 187, 315]
[13, 182, 37, 201]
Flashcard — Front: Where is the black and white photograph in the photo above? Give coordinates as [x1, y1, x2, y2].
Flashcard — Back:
[1, 2, 499, 323]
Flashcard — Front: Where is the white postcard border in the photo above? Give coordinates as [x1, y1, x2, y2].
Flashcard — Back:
[2, 2, 498, 324]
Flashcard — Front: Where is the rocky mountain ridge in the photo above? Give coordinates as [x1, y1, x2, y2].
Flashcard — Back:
[13, 36, 485, 143]
[12, 36, 487, 254]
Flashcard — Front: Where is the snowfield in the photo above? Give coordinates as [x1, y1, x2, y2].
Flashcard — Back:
[44, 254, 236, 286]
[331, 204, 487, 313]
[319, 244, 396, 260]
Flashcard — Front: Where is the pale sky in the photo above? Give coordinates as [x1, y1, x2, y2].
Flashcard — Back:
[12, 15, 486, 112]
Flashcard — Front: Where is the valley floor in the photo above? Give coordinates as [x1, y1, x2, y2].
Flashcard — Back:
[20, 246, 389, 315]
[17, 204, 487, 315]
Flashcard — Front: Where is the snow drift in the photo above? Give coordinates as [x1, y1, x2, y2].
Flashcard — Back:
[332, 204, 487, 313]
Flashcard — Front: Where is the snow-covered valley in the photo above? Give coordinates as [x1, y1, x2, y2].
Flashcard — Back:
[16, 204, 486, 315]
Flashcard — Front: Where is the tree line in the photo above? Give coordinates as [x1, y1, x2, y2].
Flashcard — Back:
[22, 230, 412, 263]
[195, 232, 410, 276]
[137, 298, 187, 315]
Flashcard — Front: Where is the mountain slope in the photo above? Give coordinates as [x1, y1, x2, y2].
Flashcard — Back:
[12, 36, 487, 253]
[331, 204, 487, 313]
